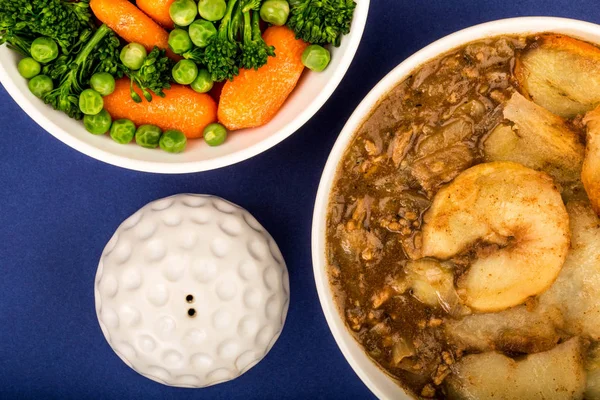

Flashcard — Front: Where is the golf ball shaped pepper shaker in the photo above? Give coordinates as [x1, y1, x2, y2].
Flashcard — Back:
[95, 194, 289, 387]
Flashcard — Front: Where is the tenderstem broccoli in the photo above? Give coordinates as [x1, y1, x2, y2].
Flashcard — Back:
[240, 1, 275, 70]
[287, 0, 356, 47]
[43, 24, 116, 119]
[124, 47, 173, 103]
[0, 0, 93, 55]
[202, 0, 241, 82]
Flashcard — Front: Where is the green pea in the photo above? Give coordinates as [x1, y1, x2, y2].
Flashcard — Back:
[120, 43, 147, 70]
[135, 124, 162, 148]
[79, 89, 104, 115]
[30, 37, 59, 63]
[168, 29, 193, 55]
[110, 119, 136, 144]
[169, 0, 198, 26]
[203, 123, 227, 146]
[172, 60, 198, 85]
[260, 0, 289, 26]
[18, 57, 41, 79]
[28, 75, 53, 98]
[160, 129, 187, 153]
[90, 72, 116, 96]
[188, 19, 217, 48]
[301, 44, 331, 72]
[198, 0, 226, 21]
[83, 109, 112, 135]
[190, 69, 214, 93]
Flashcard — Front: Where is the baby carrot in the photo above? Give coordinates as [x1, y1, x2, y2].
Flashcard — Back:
[90, 0, 175, 58]
[103, 78, 217, 139]
[218, 26, 308, 130]
[136, 0, 176, 29]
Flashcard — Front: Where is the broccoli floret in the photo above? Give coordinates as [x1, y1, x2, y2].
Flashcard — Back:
[203, 0, 242, 82]
[43, 24, 116, 119]
[124, 47, 173, 103]
[287, 0, 356, 47]
[0, 0, 93, 55]
[240, 1, 275, 70]
[94, 33, 122, 77]
[186, 0, 275, 79]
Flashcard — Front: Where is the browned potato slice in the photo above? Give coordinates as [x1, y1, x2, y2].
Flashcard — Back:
[444, 305, 564, 354]
[586, 343, 600, 399]
[516, 34, 600, 117]
[421, 162, 569, 312]
[539, 200, 600, 340]
[583, 106, 600, 215]
[484, 92, 584, 187]
[446, 337, 586, 400]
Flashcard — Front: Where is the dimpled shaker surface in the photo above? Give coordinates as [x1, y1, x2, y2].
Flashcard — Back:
[94, 194, 290, 387]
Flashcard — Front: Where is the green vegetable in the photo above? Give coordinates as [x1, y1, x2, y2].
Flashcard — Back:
[123, 47, 173, 103]
[190, 68, 214, 93]
[30, 37, 59, 63]
[287, 0, 356, 46]
[92, 32, 122, 78]
[83, 109, 112, 134]
[160, 129, 187, 153]
[184, 0, 275, 80]
[79, 88, 103, 115]
[169, 0, 198, 26]
[18, 57, 41, 79]
[301, 44, 330, 71]
[172, 59, 198, 84]
[240, 2, 275, 71]
[0, 0, 93, 56]
[203, 123, 227, 146]
[260, 0, 289, 26]
[42, 24, 120, 119]
[188, 19, 217, 48]
[120, 43, 147, 71]
[28, 74, 53, 98]
[202, 0, 241, 82]
[135, 124, 162, 148]
[110, 119, 136, 144]
[90, 72, 116, 96]
[168, 28, 193, 55]
[198, 0, 227, 21]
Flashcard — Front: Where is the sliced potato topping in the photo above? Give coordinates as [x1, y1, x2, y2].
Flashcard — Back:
[539, 200, 600, 340]
[583, 106, 600, 215]
[484, 92, 584, 188]
[446, 337, 586, 400]
[422, 162, 570, 312]
[586, 343, 600, 399]
[516, 34, 600, 117]
[445, 305, 564, 354]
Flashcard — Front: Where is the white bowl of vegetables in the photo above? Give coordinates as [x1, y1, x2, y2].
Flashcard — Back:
[0, 0, 368, 173]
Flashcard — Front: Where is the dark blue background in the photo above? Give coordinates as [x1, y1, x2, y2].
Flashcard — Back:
[1, 1, 597, 398]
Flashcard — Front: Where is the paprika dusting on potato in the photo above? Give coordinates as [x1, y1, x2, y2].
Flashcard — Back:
[103, 78, 217, 139]
[218, 26, 308, 130]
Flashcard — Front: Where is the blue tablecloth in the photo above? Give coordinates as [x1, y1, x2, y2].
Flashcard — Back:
[1, 0, 597, 398]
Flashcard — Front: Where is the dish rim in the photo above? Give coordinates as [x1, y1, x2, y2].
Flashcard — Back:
[311, 16, 600, 400]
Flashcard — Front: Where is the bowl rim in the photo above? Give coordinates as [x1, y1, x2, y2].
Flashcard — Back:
[0, 2, 369, 174]
[311, 16, 600, 400]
